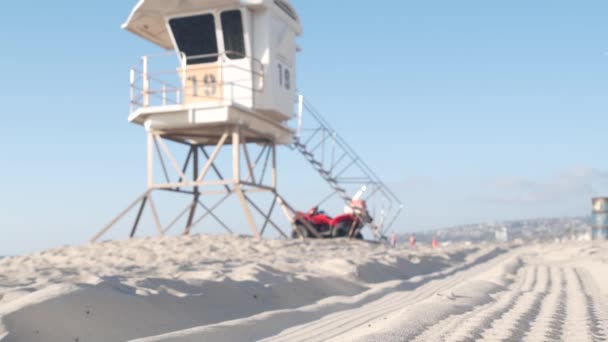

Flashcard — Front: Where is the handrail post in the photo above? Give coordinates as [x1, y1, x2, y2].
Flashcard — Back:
[180, 52, 187, 104]
[142, 56, 149, 107]
[129, 68, 135, 113]
[162, 85, 167, 106]
[260, 59, 264, 107]
[221, 53, 225, 105]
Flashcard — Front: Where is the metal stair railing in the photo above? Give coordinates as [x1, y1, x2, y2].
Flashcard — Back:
[293, 138, 350, 202]
[292, 96, 404, 238]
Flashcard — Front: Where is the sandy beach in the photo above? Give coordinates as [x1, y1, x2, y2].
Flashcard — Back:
[0, 237, 606, 341]
[2, 0, 607, 341]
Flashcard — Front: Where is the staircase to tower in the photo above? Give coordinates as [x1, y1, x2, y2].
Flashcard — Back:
[292, 96, 403, 238]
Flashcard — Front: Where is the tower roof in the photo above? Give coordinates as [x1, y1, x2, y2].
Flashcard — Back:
[123, 0, 302, 50]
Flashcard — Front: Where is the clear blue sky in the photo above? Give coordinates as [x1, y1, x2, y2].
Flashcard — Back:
[1, 0, 607, 255]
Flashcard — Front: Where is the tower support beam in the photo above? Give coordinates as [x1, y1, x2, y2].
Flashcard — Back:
[91, 126, 296, 242]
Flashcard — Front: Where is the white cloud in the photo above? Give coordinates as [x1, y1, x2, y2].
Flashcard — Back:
[390, 166, 608, 232]
[476, 166, 608, 205]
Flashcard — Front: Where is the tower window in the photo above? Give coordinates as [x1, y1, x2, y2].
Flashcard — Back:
[221, 10, 246, 60]
[169, 14, 219, 65]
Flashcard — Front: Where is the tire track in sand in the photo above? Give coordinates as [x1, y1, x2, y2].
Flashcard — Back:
[305, 246, 607, 342]
[573, 268, 608, 341]
[478, 265, 550, 341]
[411, 259, 533, 342]
[563, 267, 596, 341]
[441, 264, 539, 342]
[523, 267, 566, 342]
[263, 248, 511, 342]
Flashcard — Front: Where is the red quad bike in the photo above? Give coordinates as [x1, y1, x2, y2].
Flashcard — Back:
[292, 207, 333, 239]
[292, 200, 373, 240]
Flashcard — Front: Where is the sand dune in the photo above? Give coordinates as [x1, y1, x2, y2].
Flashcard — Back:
[326, 243, 608, 342]
[0, 235, 484, 341]
[0, 237, 606, 341]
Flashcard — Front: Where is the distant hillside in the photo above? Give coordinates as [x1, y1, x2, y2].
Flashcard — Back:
[408, 217, 590, 244]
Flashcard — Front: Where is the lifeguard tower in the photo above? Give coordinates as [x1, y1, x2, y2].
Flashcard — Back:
[92, 0, 305, 241]
[92, 0, 403, 242]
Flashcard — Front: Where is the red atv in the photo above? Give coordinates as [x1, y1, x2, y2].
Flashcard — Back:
[292, 200, 372, 239]
[292, 207, 333, 239]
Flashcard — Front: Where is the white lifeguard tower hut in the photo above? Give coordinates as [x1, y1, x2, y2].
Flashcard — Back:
[92, 0, 307, 241]
[125, 0, 301, 143]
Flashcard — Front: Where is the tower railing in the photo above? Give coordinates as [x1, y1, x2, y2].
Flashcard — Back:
[293, 96, 404, 238]
[129, 51, 265, 113]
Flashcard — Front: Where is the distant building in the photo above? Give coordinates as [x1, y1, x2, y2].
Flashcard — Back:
[495, 226, 509, 242]
[592, 198, 608, 240]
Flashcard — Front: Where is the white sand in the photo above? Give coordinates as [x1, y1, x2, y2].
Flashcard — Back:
[0, 236, 606, 341]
